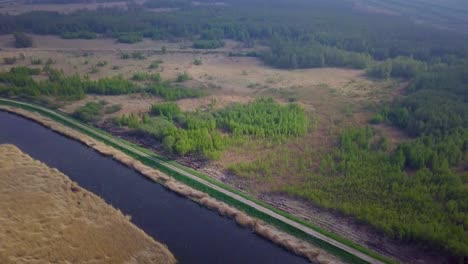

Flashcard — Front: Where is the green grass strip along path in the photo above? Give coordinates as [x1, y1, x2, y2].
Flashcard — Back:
[0, 98, 394, 264]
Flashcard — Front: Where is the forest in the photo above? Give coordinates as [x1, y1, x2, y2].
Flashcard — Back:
[0, 0, 467, 69]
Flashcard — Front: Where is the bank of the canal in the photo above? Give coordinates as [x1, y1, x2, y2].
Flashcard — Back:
[0, 110, 312, 264]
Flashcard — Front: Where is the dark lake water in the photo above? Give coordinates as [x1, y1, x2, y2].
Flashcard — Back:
[0, 111, 308, 264]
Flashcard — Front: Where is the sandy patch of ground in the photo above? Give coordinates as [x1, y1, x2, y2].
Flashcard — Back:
[0, 144, 175, 264]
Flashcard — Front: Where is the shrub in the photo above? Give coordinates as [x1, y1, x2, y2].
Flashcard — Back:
[370, 113, 384, 124]
[151, 102, 181, 119]
[72, 102, 103, 122]
[176, 72, 191, 82]
[116, 33, 143, 44]
[194, 58, 202, 65]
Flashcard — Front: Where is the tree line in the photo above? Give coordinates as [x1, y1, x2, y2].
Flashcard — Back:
[1, 0, 467, 68]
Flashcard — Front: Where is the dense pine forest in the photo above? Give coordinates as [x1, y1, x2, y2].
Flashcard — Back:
[1, 0, 467, 69]
[0, 0, 466, 261]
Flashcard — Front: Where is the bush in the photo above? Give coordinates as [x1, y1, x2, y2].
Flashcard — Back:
[116, 33, 143, 44]
[131, 72, 161, 82]
[176, 72, 191, 82]
[193, 58, 202, 65]
[150, 102, 181, 119]
[370, 113, 384, 124]
[72, 102, 103, 122]
[14, 32, 33, 48]
[147, 82, 204, 100]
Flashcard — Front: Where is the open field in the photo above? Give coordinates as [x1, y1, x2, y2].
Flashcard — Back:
[0, 144, 176, 264]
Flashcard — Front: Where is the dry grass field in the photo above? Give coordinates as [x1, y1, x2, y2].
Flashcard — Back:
[0, 144, 176, 264]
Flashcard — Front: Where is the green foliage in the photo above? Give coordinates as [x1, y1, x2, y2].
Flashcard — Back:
[116, 33, 143, 43]
[131, 72, 161, 82]
[193, 58, 202, 65]
[370, 113, 384, 124]
[230, 61, 468, 258]
[0, 67, 138, 99]
[383, 63, 468, 137]
[14, 32, 32, 48]
[176, 72, 191, 82]
[263, 39, 372, 69]
[117, 98, 306, 159]
[147, 82, 204, 100]
[217, 98, 308, 139]
[84, 75, 138, 95]
[367, 57, 427, 79]
[1, 0, 467, 70]
[72, 101, 103, 122]
[150, 102, 181, 119]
